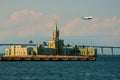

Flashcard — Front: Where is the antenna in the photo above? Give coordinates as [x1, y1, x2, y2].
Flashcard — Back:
[90, 41, 93, 48]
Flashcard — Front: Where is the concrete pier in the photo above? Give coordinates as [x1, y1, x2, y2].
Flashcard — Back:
[110, 48, 113, 55]
[0, 55, 96, 61]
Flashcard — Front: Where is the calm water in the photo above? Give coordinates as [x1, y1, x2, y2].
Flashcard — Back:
[0, 56, 120, 80]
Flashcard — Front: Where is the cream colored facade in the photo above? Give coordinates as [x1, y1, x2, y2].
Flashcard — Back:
[79, 48, 88, 56]
[79, 47, 97, 57]
[5, 45, 33, 56]
[48, 40, 56, 48]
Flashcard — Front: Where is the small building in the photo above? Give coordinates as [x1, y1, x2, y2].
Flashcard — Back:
[5, 45, 33, 56]
[87, 47, 97, 57]
[79, 47, 97, 57]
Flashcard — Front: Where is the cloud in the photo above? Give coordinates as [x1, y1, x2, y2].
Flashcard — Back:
[1, 9, 42, 26]
[61, 18, 82, 36]
[61, 16, 120, 36]
[0, 9, 120, 45]
[0, 9, 61, 40]
[11, 9, 41, 20]
[88, 16, 120, 36]
[51, 14, 60, 20]
[102, 16, 120, 27]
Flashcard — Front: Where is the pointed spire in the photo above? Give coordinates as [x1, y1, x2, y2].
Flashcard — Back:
[53, 20, 59, 41]
[54, 20, 57, 31]
[55, 19, 57, 27]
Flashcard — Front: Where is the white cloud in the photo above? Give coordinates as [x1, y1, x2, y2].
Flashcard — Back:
[0, 9, 60, 40]
[1, 9, 42, 26]
[61, 16, 120, 36]
[0, 9, 120, 45]
[60, 18, 82, 36]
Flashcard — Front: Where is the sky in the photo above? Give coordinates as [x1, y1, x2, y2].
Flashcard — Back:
[0, 0, 120, 47]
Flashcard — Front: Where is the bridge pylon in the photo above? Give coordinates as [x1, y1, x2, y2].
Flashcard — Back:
[110, 48, 113, 55]
[100, 47, 103, 55]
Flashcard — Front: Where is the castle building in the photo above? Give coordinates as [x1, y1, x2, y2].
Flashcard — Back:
[4, 22, 97, 57]
[48, 22, 64, 55]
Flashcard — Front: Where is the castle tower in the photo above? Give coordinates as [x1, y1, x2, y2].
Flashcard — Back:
[48, 21, 64, 55]
[53, 22, 59, 41]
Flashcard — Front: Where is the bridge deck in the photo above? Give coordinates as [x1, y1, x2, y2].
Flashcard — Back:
[0, 44, 120, 48]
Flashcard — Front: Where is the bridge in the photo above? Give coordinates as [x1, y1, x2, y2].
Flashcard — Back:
[0, 44, 120, 55]
[83, 45, 120, 55]
[0, 44, 36, 46]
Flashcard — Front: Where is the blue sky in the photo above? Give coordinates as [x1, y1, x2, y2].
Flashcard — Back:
[0, 0, 120, 47]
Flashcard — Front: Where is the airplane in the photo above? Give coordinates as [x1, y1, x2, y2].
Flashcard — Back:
[81, 16, 92, 20]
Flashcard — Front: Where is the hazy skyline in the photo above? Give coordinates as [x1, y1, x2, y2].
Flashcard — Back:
[0, 0, 120, 47]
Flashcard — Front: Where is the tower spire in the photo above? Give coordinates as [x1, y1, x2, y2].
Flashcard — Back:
[55, 19, 57, 27]
[53, 20, 59, 41]
[54, 20, 57, 31]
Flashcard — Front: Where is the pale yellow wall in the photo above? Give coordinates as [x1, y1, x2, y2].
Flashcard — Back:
[88, 48, 95, 56]
[15, 47, 28, 56]
[5, 49, 11, 56]
[79, 47, 96, 56]
[79, 48, 88, 56]
[48, 40, 55, 48]
[33, 47, 38, 55]
[5, 45, 31, 56]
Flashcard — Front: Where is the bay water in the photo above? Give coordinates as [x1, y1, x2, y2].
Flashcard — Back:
[0, 55, 120, 80]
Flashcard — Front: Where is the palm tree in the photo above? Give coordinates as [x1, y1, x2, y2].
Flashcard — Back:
[42, 41, 47, 47]
[67, 44, 71, 48]
[29, 40, 34, 44]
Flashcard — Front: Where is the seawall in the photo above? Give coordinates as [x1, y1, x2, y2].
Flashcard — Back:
[0, 55, 96, 61]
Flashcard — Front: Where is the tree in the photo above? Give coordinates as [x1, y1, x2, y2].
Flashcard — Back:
[67, 44, 71, 48]
[42, 41, 47, 47]
[29, 40, 34, 44]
